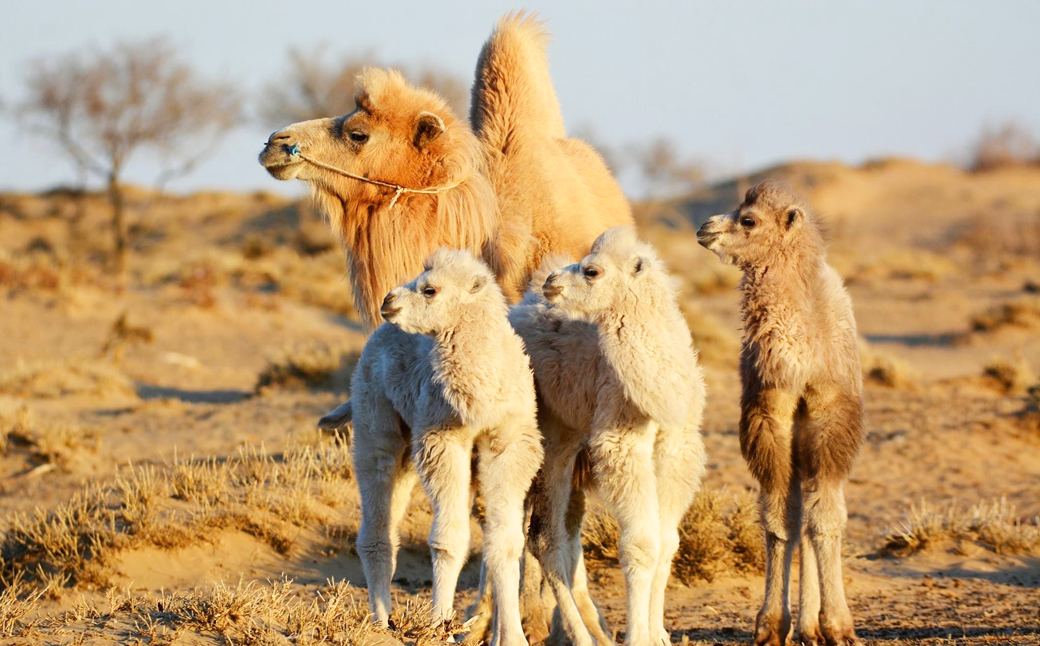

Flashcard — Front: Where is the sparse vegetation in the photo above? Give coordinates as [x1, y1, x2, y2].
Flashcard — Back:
[859, 338, 919, 389]
[0, 407, 99, 468]
[982, 356, 1038, 395]
[0, 437, 355, 593]
[970, 297, 1040, 334]
[881, 498, 1040, 557]
[583, 489, 763, 583]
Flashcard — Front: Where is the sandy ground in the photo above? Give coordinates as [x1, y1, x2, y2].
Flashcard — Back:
[1, 159, 1038, 644]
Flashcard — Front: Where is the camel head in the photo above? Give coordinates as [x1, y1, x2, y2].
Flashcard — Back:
[380, 249, 501, 336]
[543, 226, 670, 321]
[259, 68, 473, 207]
[258, 68, 497, 331]
[697, 180, 821, 269]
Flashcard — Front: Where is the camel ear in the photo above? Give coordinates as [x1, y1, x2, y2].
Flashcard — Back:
[786, 207, 804, 229]
[414, 111, 445, 149]
[470, 274, 489, 294]
[632, 256, 650, 276]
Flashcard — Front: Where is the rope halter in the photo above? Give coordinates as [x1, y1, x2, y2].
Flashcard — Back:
[289, 144, 463, 210]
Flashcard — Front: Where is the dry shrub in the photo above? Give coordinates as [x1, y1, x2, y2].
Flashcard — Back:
[583, 489, 763, 583]
[100, 312, 154, 357]
[0, 483, 119, 590]
[971, 297, 1040, 334]
[680, 299, 740, 367]
[674, 489, 763, 583]
[852, 249, 956, 283]
[0, 358, 136, 399]
[859, 338, 918, 389]
[255, 342, 359, 393]
[982, 356, 1038, 395]
[970, 121, 1039, 172]
[881, 497, 1040, 556]
[0, 406, 99, 467]
[581, 511, 620, 565]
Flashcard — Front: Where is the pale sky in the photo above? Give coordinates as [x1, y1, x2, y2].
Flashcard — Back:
[1, 0, 1038, 196]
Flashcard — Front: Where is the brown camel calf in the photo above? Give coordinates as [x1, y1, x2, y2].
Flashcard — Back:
[698, 181, 863, 646]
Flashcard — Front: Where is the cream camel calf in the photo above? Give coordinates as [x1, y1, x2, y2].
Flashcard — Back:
[349, 249, 542, 646]
[512, 227, 707, 646]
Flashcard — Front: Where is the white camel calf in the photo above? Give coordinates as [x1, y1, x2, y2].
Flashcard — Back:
[349, 249, 542, 646]
[511, 227, 707, 646]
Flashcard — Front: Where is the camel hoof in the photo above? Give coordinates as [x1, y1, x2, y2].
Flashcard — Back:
[794, 626, 824, 646]
[753, 612, 791, 646]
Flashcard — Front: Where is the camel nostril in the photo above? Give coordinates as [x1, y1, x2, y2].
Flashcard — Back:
[382, 293, 396, 307]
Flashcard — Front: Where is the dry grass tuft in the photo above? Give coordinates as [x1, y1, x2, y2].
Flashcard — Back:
[0, 406, 99, 468]
[859, 338, 918, 389]
[100, 312, 154, 358]
[255, 342, 359, 393]
[881, 497, 1040, 557]
[0, 358, 136, 399]
[13, 576, 461, 644]
[0, 577, 45, 638]
[680, 299, 741, 367]
[982, 355, 1038, 395]
[970, 297, 1040, 334]
[674, 489, 763, 583]
[583, 489, 763, 583]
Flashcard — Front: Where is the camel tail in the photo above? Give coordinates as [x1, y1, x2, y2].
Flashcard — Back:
[471, 12, 566, 145]
[317, 399, 352, 432]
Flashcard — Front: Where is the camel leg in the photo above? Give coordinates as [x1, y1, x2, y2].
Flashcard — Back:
[795, 527, 823, 645]
[414, 429, 475, 625]
[569, 509, 613, 646]
[476, 421, 543, 646]
[589, 424, 660, 646]
[804, 480, 858, 645]
[741, 387, 799, 646]
[353, 399, 412, 626]
[650, 432, 705, 645]
[798, 388, 862, 646]
[531, 437, 598, 646]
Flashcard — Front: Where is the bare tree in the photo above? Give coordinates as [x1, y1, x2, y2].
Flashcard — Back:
[17, 38, 241, 271]
[628, 136, 705, 200]
[259, 46, 469, 125]
[971, 121, 1039, 172]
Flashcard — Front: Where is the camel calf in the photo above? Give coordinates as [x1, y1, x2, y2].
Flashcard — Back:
[698, 181, 863, 646]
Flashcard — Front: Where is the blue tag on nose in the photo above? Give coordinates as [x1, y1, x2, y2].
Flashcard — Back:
[290, 144, 300, 156]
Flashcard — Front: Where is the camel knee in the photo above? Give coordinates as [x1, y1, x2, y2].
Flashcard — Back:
[803, 485, 847, 539]
[620, 529, 661, 573]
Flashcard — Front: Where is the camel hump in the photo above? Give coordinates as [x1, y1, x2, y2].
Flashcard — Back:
[471, 11, 567, 144]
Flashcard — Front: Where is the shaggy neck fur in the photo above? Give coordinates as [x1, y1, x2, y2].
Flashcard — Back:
[313, 135, 500, 330]
[592, 276, 698, 430]
[430, 294, 513, 425]
[739, 222, 827, 372]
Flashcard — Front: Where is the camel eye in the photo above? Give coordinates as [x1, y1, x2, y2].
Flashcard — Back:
[583, 266, 600, 279]
[740, 216, 756, 228]
[422, 285, 438, 297]
[349, 131, 368, 144]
